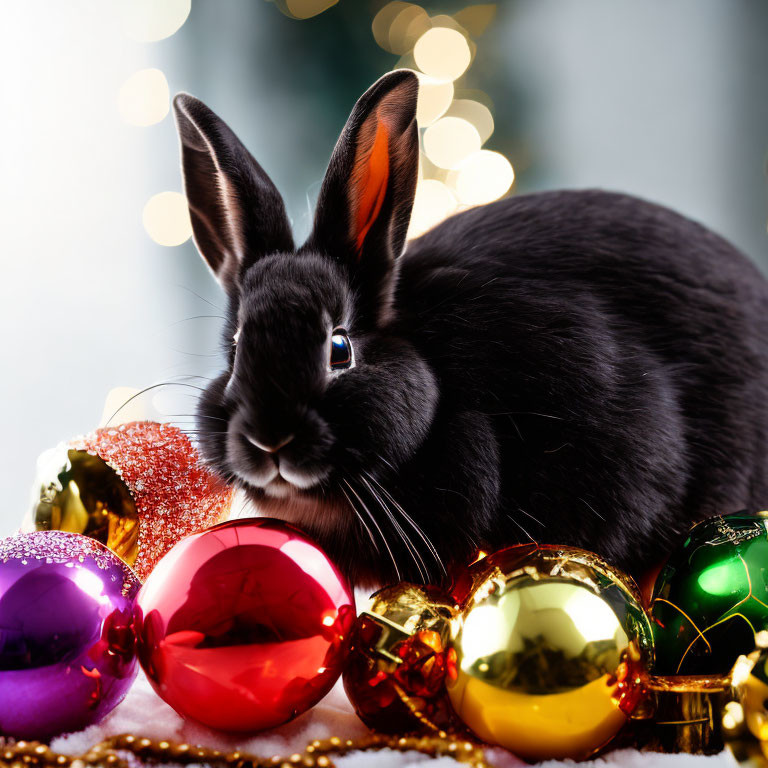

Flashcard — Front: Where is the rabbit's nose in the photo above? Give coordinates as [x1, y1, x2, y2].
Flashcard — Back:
[246, 433, 294, 454]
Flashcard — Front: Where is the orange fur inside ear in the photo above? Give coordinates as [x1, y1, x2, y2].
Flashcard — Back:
[353, 120, 390, 255]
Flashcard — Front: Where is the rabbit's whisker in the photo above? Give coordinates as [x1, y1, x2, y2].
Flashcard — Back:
[173, 413, 229, 422]
[167, 374, 217, 382]
[343, 478, 401, 582]
[175, 284, 225, 312]
[359, 475, 427, 582]
[484, 410, 565, 421]
[517, 506, 544, 527]
[363, 470, 446, 577]
[170, 314, 226, 326]
[578, 496, 606, 522]
[506, 513, 536, 544]
[182, 431, 229, 436]
[339, 481, 381, 558]
[106, 382, 207, 427]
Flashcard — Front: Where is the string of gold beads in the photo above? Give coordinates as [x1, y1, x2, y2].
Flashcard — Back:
[0, 732, 493, 768]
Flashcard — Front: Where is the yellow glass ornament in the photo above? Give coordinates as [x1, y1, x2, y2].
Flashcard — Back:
[446, 544, 653, 761]
[31, 446, 139, 565]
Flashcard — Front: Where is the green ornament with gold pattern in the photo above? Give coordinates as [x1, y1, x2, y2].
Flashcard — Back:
[650, 511, 768, 676]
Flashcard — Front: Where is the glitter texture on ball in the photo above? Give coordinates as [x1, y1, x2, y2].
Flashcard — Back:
[0, 531, 140, 740]
[29, 421, 235, 580]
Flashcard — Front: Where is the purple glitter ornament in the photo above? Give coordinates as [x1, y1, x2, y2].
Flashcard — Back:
[0, 531, 140, 739]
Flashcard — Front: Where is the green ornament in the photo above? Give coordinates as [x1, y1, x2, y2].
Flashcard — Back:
[650, 511, 768, 676]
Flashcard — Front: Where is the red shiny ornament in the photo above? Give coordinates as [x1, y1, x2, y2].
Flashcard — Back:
[134, 518, 355, 732]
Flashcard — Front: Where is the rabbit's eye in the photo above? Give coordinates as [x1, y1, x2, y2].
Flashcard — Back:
[330, 330, 353, 371]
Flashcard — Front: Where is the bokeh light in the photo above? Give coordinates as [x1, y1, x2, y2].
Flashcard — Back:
[388, 4, 430, 55]
[413, 27, 471, 82]
[373, 3, 516, 235]
[372, 2, 414, 52]
[119, 0, 191, 42]
[278, 0, 338, 19]
[447, 99, 494, 144]
[118, 69, 170, 127]
[142, 192, 193, 247]
[453, 3, 497, 37]
[408, 179, 458, 238]
[453, 150, 515, 206]
[423, 116, 481, 169]
[415, 73, 454, 126]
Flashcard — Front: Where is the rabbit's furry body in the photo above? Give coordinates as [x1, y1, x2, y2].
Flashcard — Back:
[176, 72, 768, 586]
[393, 189, 768, 581]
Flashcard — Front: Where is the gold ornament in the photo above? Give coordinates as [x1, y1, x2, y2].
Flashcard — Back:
[723, 649, 768, 765]
[446, 544, 653, 761]
[738, 651, 768, 742]
[0, 731, 493, 768]
[632, 673, 732, 755]
[343, 582, 460, 734]
[31, 446, 140, 566]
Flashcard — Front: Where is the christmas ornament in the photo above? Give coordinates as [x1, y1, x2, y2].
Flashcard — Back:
[0, 731, 492, 768]
[0, 531, 140, 740]
[134, 518, 356, 732]
[637, 673, 732, 755]
[343, 582, 461, 734]
[446, 544, 653, 761]
[650, 511, 768, 676]
[26, 421, 234, 580]
[736, 649, 768, 742]
[720, 649, 768, 760]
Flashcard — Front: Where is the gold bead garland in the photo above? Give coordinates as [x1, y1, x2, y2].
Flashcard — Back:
[0, 732, 493, 768]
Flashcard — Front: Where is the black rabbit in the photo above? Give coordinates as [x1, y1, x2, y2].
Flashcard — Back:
[174, 70, 768, 587]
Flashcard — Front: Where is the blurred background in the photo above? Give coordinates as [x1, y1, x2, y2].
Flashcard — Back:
[2, 0, 767, 536]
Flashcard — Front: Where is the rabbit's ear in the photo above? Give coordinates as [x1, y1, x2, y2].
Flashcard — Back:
[305, 71, 419, 323]
[173, 94, 294, 292]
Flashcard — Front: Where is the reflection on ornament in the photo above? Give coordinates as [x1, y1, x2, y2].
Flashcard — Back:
[637, 673, 731, 755]
[27, 422, 234, 580]
[134, 518, 355, 732]
[650, 511, 768, 675]
[32, 447, 139, 566]
[446, 544, 652, 761]
[343, 583, 460, 734]
[0, 531, 139, 740]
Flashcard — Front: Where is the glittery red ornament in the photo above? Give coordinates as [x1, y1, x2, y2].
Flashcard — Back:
[29, 421, 234, 580]
[134, 518, 356, 732]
